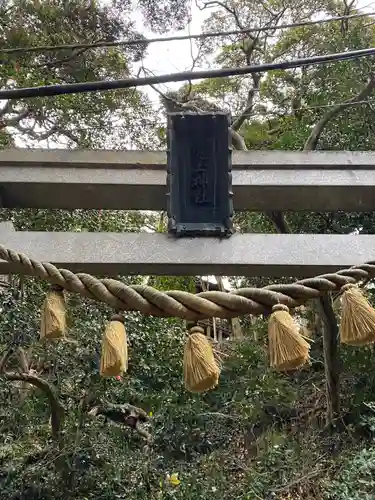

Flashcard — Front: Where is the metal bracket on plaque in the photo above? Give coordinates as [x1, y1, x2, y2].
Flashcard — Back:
[166, 112, 233, 237]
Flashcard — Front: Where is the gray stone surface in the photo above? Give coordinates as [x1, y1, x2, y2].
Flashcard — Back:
[0, 221, 16, 233]
[0, 230, 374, 277]
[1, 149, 375, 211]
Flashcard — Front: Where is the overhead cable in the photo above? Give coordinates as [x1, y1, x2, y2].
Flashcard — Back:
[1, 47, 375, 101]
[0, 11, 373, 55]
[232, 98, 375, 120]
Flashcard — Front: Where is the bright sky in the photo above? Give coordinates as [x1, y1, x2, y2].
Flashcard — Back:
[132, 0, 375, 107]
[131, 1, 211, 105]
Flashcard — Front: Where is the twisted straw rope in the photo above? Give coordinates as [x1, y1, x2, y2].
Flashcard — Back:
[1, 244, 374, 321]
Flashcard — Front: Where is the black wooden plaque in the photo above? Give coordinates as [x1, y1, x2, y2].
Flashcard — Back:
[166, 112, 233, 237]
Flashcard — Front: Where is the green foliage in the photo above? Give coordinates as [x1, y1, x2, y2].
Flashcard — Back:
[0, 285, 302, 500]
[0, 207, 161, 234]
[3, 0, 375, 498]
[324, 447, 375, 500]
[137, 0, 190, 33]
[148, 276, 196, 293]
[0, 0, 158, 148]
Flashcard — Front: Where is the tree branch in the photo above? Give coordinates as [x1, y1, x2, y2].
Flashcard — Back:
[286, 76, 375, 238]
[15, 123, 58, 140]
[341, 0, 355, 36]
[230, 127, 247, 149]
[232, 74, 260, 131]
[318, 294, 340, 425]
[267, 211, 292, 233]
[88, 402, 152, 443]
[36, 46, 93, 69]
[17, 347, 29, 372]
[151, 73, 247, 151]
[297, 72, 366, 426]
[304, 74, 375, 150]
[185, 25, 204, 101]
[2, 371, 64, 444]
[231, 12, 281, 134]
[0, 346, 14, 372]
[202, 1, 244, 30]
[135, 420, 152, 443]
[0, 101, 12, 118]
[14, 121, 80, 144]
[258, 0, 277, 17]
[0, 108, 29, 129]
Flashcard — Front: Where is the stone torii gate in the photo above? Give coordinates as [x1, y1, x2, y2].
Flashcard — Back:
[2, 147, 375, 275]
[2, 112, 375, 423]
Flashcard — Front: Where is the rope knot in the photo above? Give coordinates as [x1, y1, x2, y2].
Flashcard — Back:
[188, 325, 205, 335]
[110, 313, 125, 323]
[341, 283, 356, 293]
[271, 304, 289, 313]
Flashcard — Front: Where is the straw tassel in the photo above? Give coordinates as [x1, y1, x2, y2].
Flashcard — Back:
[268, 304, 310, 371]
[183, 326, 220, 393]
[40, 285, 66, 340]
[100, 314, 128, 377]
[338, 284, 375, 345]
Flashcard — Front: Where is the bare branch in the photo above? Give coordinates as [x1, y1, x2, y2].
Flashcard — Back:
[15, 123, 58, 140]
[185, 24, 204, 101]
[0, 108, 29, 129]
[2, 371, 64, 444]
[202, 1, 244, 29]
[271, 467, 324, 494]
[141, 66, 179, 112]
[232, 9, 284, 134]
[135, 420, 152, 443]
[231, 74, 260, 131]
[341, 0, 356, 35]
[304, 75, 375, 151]
[88, 402, 152, 443]
[14, 121, 80, 144]
[36, 46, 93, 69]
[0, 101, 12, 118]
[146, 62, 248, 151]
[267, 210, 292, 234]
[196, 411, 237, 419]
[230, 128, 247, 149]
[258, 0, 277, 17]
[17, 347, 29, 372]
[57, 128, 81, 144]
[0, 347, 14, 373]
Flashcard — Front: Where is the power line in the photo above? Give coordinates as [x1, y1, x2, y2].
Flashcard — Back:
[1, 11, 373, 55]
[276, 98, 375, 114]
[293, 98, 375, 112]
[232, 98, 375, 121]
[1, 46, 374, 100]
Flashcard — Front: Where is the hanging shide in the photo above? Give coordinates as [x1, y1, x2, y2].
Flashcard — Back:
[268, 304, 310, 371]
[40, 285, 66, 340]
[184, 326, 220, 393]
[100, 314, 128, 377]
[338, 284, 375, 345]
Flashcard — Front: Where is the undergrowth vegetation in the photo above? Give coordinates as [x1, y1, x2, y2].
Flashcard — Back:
[2, 279, 375, 499]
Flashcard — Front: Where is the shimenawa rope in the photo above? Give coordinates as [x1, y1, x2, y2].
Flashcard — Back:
[0, 244, 374, 320]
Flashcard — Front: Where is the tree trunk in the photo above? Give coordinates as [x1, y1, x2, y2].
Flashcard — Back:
[319, 294, 340, 426]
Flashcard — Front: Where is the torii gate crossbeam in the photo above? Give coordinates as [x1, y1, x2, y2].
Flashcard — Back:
[1, 149, 375, 211]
